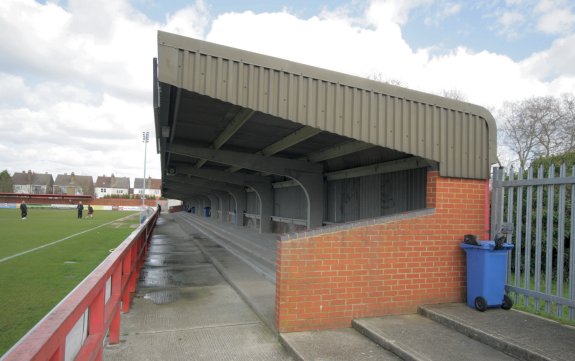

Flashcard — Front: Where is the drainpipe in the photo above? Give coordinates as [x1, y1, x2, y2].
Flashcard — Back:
[484, 179, 490, 240]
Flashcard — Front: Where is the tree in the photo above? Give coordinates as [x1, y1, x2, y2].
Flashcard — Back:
[528, 96, 564, 157]
[0, 170, 13, 192]
[531, 151, 575, 172]
[367, 72, 407, 87]
[559, 94, 575, 153]
[499, 100, 540, 170]
[438, 88, 467, 101]
[499, 95, 574, 170]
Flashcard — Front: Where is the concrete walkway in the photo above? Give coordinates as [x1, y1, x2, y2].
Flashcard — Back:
[103, 214, 293, 361]
[105, 212, 575, 361]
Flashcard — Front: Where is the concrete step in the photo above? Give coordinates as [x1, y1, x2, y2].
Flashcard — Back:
[353, 314, 519, 361]
[280, 328, 403, 361]
[175, 214, 277, 282]
[419, 303, 575, 361]
[179, 214, 276, 260]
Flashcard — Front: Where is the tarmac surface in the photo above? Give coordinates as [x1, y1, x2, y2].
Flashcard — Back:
[104, 212, 575, 361]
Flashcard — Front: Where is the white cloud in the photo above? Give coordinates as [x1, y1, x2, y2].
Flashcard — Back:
[496, 11, 525, 38]
[505, 0, 526, 5]
[206, 8, 429, 91]
[534, 0, 575, 34]
[365, 0, 432, 27]
[0, 73, 28, 106]
[536, 8, 575, 34]
[414, 47, 548, 106]
[424, 2, 461, 26]
[0, 0, 157, 100]
[164, 0, 210, 38]
[0, 92, 156, 178]
[521, 33, 575, 80]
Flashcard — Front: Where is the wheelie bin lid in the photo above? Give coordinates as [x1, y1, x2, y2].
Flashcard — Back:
[460, 240, 514, 250]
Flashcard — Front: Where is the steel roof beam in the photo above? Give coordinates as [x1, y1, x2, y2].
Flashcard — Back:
[163, 183, 218, 196]
[300, 140, 375, 163]
[196, 108, 255, 169]
[227, 126, 322, 173]
[325, 156, 432, 181]
[172, 163, 266, 185]
[168, 143, 322, 176]
[167, 174, 244, 192]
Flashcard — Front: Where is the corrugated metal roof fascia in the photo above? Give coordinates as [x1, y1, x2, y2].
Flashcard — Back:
[157, 31, 496, 179]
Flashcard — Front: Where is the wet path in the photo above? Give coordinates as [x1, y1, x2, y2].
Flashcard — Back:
[104, 214, 293, 361]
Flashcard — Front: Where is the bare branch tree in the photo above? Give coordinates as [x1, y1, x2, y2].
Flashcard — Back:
[559, 94, 575, 152]
[525, 96, 564, 157]
[438, 88, 467, 101]
[499, 100, 540, 170]
[499, 95, 575, 169]
[367, 72, 406, 87]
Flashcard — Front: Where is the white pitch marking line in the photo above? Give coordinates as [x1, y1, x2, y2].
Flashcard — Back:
[0, 214, 137, 264]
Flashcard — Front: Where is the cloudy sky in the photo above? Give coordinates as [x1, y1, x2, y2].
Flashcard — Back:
[1, 0, 574, 182]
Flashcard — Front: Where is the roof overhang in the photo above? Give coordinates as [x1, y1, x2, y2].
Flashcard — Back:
[154, 31, 497, 199]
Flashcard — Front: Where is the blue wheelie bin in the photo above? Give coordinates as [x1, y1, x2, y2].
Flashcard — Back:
[460, 240, 514, 312]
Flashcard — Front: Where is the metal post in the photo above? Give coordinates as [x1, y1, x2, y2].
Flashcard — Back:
[142, 131, 149, 207]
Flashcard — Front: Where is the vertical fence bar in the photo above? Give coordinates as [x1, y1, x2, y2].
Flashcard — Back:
[109, 262, 122, 344]
[506, 167, 515, 283]
[556, 163, 566, 317]
[88, 289, 105, 338]
[544, 164, 555, 313]
[570, 166, 575, 320]
[534, 165, 544, 310]
[48, 344, 64, 361]
[490, 167, 497, 240]
[491, 167, 503, 240]
[524, 167, 533, 307]
[109, 307, 121, 345]
[514, 169, 524, 304]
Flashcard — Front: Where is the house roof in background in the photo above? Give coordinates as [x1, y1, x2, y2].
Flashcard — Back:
[12, 171, 54, 186]
[134, 177, 162, 189]
[95, 175, 130, 189]
[54, 173, 94, 189]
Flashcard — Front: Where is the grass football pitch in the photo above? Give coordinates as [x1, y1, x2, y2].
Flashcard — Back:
[0, 208, 140, 356]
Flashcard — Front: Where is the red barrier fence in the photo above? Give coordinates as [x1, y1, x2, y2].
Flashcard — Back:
[1, 210, 159, 361]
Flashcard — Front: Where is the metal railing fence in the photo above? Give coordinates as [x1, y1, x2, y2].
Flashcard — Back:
[491, 165, 575, 321]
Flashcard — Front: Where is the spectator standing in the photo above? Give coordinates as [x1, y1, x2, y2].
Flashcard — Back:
[77, 201, 84, 219]
[20, 201, 28, 220]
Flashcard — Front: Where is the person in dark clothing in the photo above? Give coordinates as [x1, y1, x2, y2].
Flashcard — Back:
[77, 201, 84, 219]
[20, 201, 27, 220]
[87, 205, 94, 219]
[157, 204, 161, 214]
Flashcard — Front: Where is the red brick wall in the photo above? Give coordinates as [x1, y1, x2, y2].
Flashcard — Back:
[275, 171, 487, 332]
